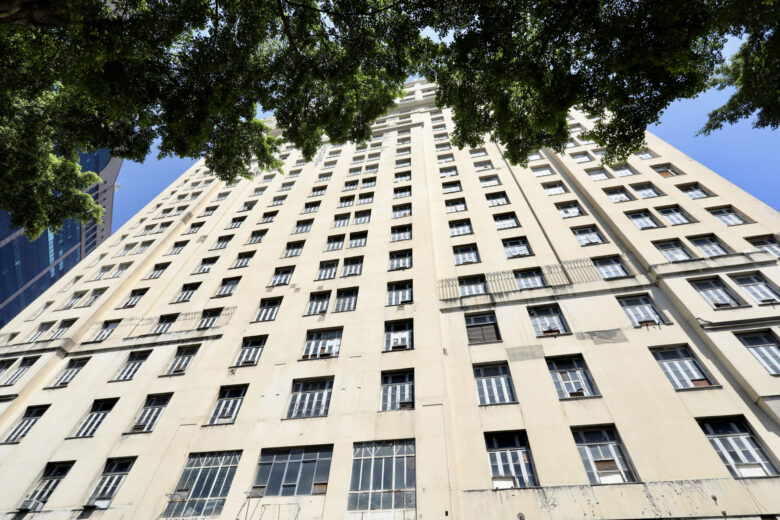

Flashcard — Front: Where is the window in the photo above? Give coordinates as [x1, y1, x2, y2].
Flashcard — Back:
[248, 229, 266, 244]
[445, 198, 467, 213]
[175, 283, 200, 303]
[284, 241, 304, 257]
[547, 356, 598, 398]
[94, 320, 119, 342]
[162, 451, 241, 518]
[115, 351, 150, 381]
[168, 241, 187, 255]
[303, 201, 320, 213]
[387, 281, 413, 305]
[474, 364, 516, 405]
[213, 235, 232, 249]
[28, 322, 53, 342]
[294, 220, 313, 234]
[392, 204, 412, 218]
[736, 331, 780, 375]
[652, 346, 712, 389]
[434, 132, 448, 141]
[658, 206, 691, 225]
[633, 183, 661, 199]
[349, 231, 367, 248]
[437, 153, 454, 163]
[700, 418, 777, 477]
[347, 440, 416, 511]
[86, 458, 135, 508]
[279, 181, 294, 192]
[118, 243, 135, 256]
[228, 216, 245, 229]
[594, 257, 629, 279]
[197, 308, 222, 329]
[748, 236, 780, 257]
[344, 180, 358, 191]
[532, 165, 554, 177]
[434, 143, 450, 152]
[354, 210, 371, 224]
[317, 260, 338, 280]
[3, 405, 49, 443]
[216, 191, 229, 200]
[216, 277, 240, 297]
[732, 273, 780, 304]
[253, 186, 266, 197]
[691, 235, 728, 257]
[253, 446, 332, 496]
[352, 155, 365, 164]
[475, 160, 494, 171]
[449, 219, 472, 236]
[710, 206, 746, 226]
[73, 399, 117, 437]
[287, 379, 333, 418]
[395, 171, 412, 183]
[111, 262, 131, 278]
[515, 268, 546, 289]
[302, 329, 342, 359]
[572, 226, 605, 245]
[1, 357, 37, 386]
[362, 177, 376, 188]
[137, 240, 153, 254]
[494, 212, 520, 230]
[655, 240, 692, 262]
[633, 148, 655, 159]
[439, 166, 458, 177]
[306, 291, 331, 315]
[618, 295, 665, 326]
[271, 266, 293, 286]
[93, 266, 111, 281]
[381, 371, 414, 411]
[503, 237, 532, 258]
[572, 428, 637, 484]
[627, 211, 660, 229]
[557, 201, 585, 218]
[652, 163, 680, 176]
[466, 313, 501, 344]
[586, 168, 610, 181]
[470, 148, 488, 157]
[261, 211, 277, 223]
[571, 152, 592, 163]
[691, 278, 741, 308]
[454, 244, 480, 265]
[391, 225, 412, 242]
[326, 235, 345, 251]
[389, 250, 413, 270]
[385, 320, 413, 351]
[165, 346, 198, 376]
[62, 291, 85, 310]
[544, 181, 568, 195]
[342, 256, 363, 277]
[154, 314, 178, 334]
[333, 214, 350, 228]
[233, 251, 254, 268]
[339, 196, 355, 207]
[528, 305, 569, 336]
[185, 222, 203, 234]
[334, 288, 358, 313]
[611, 164, 636, 177]
[486, 192, 509, 207]
[19, 461, 73, 512]
[680, 183, 710, 199]
[394, 186, 412, 199]
[208, 385, 247, 425]
[442, 180, 462, 193]
[82, 287, 106, 305]
[271, 196, 286, 206]
[485, 432, 538, 489]
[357, 192, 373, 204]
[605, 187, 632, 203]
[311, 186, 326, 197]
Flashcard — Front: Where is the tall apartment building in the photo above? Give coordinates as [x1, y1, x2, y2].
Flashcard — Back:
[0, 151, 122, 328]
[0, 80, 779, 520]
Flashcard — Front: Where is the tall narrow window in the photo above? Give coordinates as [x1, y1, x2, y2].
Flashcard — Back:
[236, 336, 266, 367]
[130, 393, 171, 432]
[123, 288, 147, 308]
[255, 297, 282, 321]
[700, 418, 777, 477]
[387, 281, 413, 305]
[115, 351, 150, 381]
[326, 235, 344, 251]
[528, 305, 570, 336]
[334, 288, 358, 312]
[86, 458, 136, 508]
[271, 266, 294, 286]
[50, 358, 89, 388]
[196, 257, 217, 274]
[216, 277, 240, 297]
[253, 446, 332, 496]
[73, 399, 117, 438]
[691, 278, 741, 308]
[233, 251, 254, 268]
[494, 212, 519, 229]
[306, 292, 331, 315]
[162, 452, 241, 518]
[154, 314, 178, 334]
[474, 364, 517, 405]
[197, 308, 222, 329]
[347, 440, 416, 512]
[3, 405, 49, 443]
[547, 356, 598, 398]
[465, 313, 501, 344]
[248, 229, 266, 244]
[485, 431, 538, 489]
[381, 370, 414, 410]
[166, 346, 198, 375]
[284, 241, 304, 257]
[287, 379, 333, 418]
[349, 231, 367, 248]
[302, 329, 342, 359]
[212, 235, 232, 250]
[342, 257, 363, 277]
[652, 346, 712, 389]
[389, 250, 413, 270]
[736, 331, 780, 375]
[317, 260, 338, 280]
[618, 295, 665, 326]
[208, 385, 247, 425]
[28, 322, 53, 342]
[49, 319, 75, 340]
[572, 427, 637, 484]
[19, 462, 73, 512]
[385, 320, 414, 351]
[1, 357, 38, 386]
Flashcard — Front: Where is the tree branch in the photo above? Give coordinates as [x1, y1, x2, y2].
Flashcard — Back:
[276, 0, 302, 56]
[282, 0, 407, 18]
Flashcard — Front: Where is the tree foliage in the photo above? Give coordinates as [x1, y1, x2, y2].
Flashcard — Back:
[1, 0, 777, 237]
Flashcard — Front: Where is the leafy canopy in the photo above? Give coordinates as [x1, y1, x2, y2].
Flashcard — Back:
[1, 0, 776, 237]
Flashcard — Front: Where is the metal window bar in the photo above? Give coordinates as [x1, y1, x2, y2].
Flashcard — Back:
[381, 372, 414, 411]
[74, 400, 115, 437]
[216, 279, 238, 296]
[389, 251, 412, 270]
[573, 429, 637, 484]
[547, 357, 597, 398]
[256, 299, 281, 321]
[515, 269, 545, 289]
[287, 380, 333, 418]
[449, 221, 472, 236]
[391, 226, 411, 241]
[459, 277, 488, 296]
[317, 261, 338, 280]
[656, 241, 690, 261]
[326, 237, 344, 251]
[116, 351, 149, 381]
[347, 440, 416, 511]
[2, 357, 36, 386]
[4, 405, 47, 443]
[271, 269, 293, 286]
[208, 387, 247, 425]
[485, 432, 538, 488]
[94, 322, 118, 342]
[504, 238, 531, 257]
[302, 330, 342, 359]
[306, 293, 330, 315]
[454, 246, 479, 265]
[387, 283, 413, 305]
[162, 451, 241, 518]
[659, 207, 690, 225]
[131, 394, 170, 432]
[334, 289, 358, 312]
[629, 212, 658, 229]
[349, 233, 367, 247]
[236, 337, 265, 366]
[652, 347, 710, 389]
[701, 420, 778, 478]
[342, 258, 363, 276]
[87, 459, 134, 506]
[529, 306, 569, 336]
[166, 348, 197, 375]
[384, 321, 413, 351]
[594, 257, 628, 279]
[692, 236, 727, 257]
[24, 462, 73, 509]
[474, 364, 516, 405]
[619, 296, 664, 326]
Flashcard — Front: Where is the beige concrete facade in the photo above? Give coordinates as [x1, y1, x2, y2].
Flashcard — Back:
[0, 80, 779, 520]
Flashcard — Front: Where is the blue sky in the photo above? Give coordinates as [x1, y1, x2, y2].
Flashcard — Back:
[112, 88, 779, 233]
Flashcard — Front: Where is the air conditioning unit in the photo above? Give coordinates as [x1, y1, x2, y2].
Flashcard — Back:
[18, 499, 43, 512]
